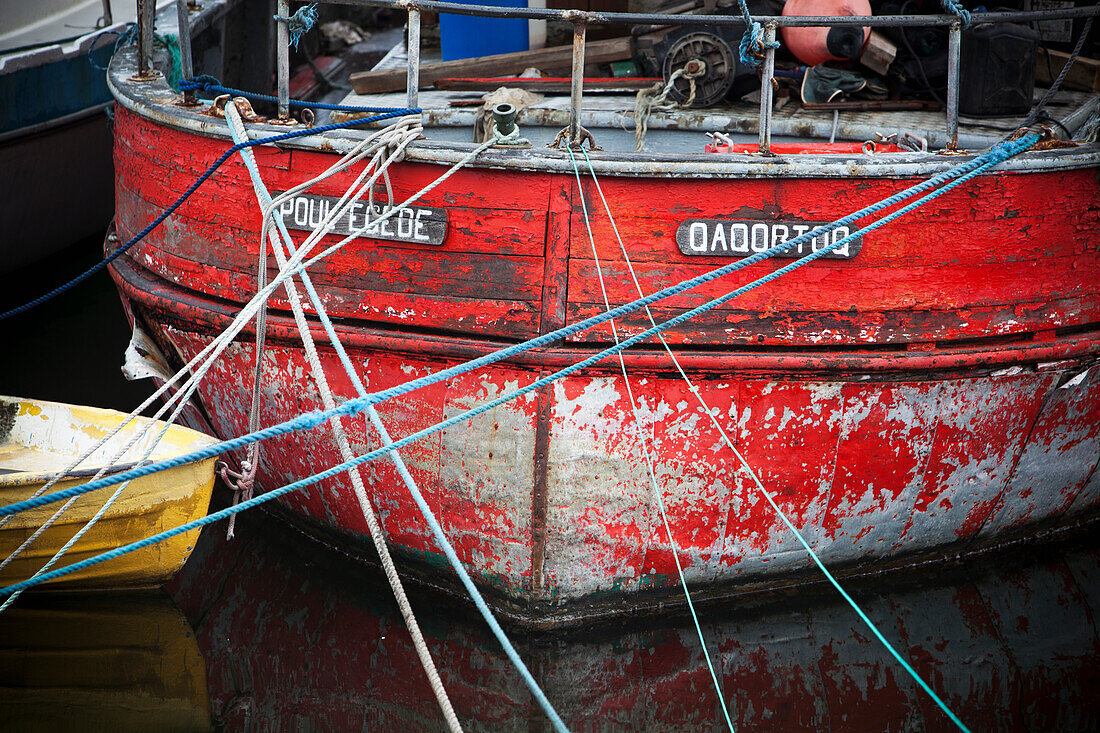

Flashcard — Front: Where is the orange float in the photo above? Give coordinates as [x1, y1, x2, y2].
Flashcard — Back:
[781, 0, 872, 66]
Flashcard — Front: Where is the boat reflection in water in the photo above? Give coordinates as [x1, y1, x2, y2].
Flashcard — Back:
[169, 509, 1100, 731]
[0, 591, 213, 731]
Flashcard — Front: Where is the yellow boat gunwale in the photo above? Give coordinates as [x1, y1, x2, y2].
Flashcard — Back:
[0, 396, 222, 590]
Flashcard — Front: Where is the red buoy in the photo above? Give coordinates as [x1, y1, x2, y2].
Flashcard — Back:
[781, 0, 872, 66]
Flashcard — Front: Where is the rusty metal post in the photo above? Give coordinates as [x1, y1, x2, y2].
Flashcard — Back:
[757, 23, 777, 155]
[569, 18, 587, 146]
[136, 0, 155, 79]
[276, 0, 291, 120]
[945, 21, 961, 150]
[99, 0, 113, 27]
[176, 0, 197, 104]
[406, 7, 421, 110]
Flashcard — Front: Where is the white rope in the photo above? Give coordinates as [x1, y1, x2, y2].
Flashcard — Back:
[0, 120, 432, 603]
[634, 67, 699, 152]
[225, 116, 424, 537]
[568, 149, 737, 732]
[227, 103, 463, 731]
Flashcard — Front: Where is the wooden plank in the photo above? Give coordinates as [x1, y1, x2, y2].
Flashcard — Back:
[1036, 48, 1100, 92]
[859, 31, 896, 76]
[433, 76, 661, 93]
[349, 37, 635, 95]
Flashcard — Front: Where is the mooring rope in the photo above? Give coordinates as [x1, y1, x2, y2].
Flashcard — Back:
[567, 147, 737, 732]
[0, 117, 436, 605]
[574, 147, 971, 731]
[0, 133, 1039, 524]
[225, 101, 465, 732]
[229, 104, 566, 730]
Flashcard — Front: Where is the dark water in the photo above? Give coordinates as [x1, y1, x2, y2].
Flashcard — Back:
[1, 241, 1100, 731]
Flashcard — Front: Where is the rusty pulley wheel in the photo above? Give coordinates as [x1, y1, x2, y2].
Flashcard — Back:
[661, 32, 737, 108]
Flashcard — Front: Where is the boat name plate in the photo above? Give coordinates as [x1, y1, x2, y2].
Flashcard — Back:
[275, 193, 447, 245]
[675, 220, 862, 259]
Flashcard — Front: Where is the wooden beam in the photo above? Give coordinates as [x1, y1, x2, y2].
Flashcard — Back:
[349, 37, 635, 95]
[1036, 48, 1100, 92]
[433, 76, 660, 92]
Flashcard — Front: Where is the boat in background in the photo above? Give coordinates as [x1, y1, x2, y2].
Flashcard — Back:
[0, 0, 271, 276]
[0, 396, 219, 590]
[0, 1, 142, 276]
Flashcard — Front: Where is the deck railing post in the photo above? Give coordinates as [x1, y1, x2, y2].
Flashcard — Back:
[136, 0, 155, 79]
[99, 0, 113, 27]
[176, 0, 196, 104]
[276, 0, 291, 120]
[757, 23, 777, 155]
[406, 7, 421, 110]
[945, 20, 961, 150]
[569, 17, 587, 146]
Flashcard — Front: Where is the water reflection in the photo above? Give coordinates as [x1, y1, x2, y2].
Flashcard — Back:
[168, 509, 1100, 732]
[0, 591, 213, 732]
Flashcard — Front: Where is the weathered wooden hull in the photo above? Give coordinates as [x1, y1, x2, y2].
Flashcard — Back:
[108, 104, 1100, 621]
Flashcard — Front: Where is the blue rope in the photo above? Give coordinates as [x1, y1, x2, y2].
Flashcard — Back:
[0, 134, 1038, 524]
[86, 24, 136, 71]
[0, 134, 1039, 604]
[736, 0, 780, 69]
[0, 108, 419, 321]
[179, 75, 401, 113]
[273, 2, 318, 51]
[940, 0, 972, 27]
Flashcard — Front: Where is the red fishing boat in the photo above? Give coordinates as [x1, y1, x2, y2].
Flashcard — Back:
[106, 0, 1099, 626]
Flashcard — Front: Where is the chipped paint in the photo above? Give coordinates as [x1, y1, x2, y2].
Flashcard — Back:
[107, 103, 1100, 620]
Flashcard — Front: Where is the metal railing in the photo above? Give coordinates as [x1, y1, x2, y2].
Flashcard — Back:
[148, 0, 1100, 153]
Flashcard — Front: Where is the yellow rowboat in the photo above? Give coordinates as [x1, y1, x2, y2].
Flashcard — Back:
[0, 397, 219, 590]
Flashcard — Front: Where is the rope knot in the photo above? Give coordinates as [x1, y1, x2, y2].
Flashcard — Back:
[939, 0, 971, 27]
[739, 21, 780, 69]
[274, 2, 319, 50]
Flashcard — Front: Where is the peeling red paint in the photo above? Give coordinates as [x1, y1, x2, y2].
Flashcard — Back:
[109, 107, 1100, 617]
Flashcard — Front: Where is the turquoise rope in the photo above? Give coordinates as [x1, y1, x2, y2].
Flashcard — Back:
[568, 147, 737, 733]
[0, 134, 1037, 602]
[229, 120, 569, 732]
[940, 0, 972, 27]
[273, 2, 318, 50]
[575, 148, 967, 731]
[0, 134, 1037, 522]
